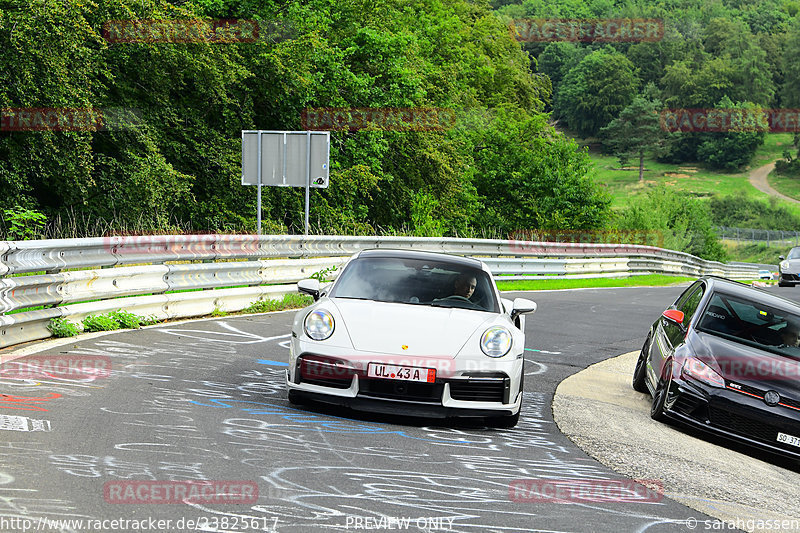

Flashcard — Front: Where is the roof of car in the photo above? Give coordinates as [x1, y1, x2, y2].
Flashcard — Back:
[355, 248, 484, 268]
[701, 275, 800, 311]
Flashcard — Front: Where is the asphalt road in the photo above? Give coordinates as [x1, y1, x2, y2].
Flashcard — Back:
[0, 284, 794, 533]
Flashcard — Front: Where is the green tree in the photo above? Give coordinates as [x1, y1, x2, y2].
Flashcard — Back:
[695, 98, 767, 171]
[782, 18, 800, 108]
[537, 42, 585, 89]
[600, 85, 669, 182]
[468, 108, 611, 234]
[555, 47, 640, 137]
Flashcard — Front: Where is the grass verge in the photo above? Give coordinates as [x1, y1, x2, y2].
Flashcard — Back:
[497, 274, 699, 291]
[767, 170, 800, 202]
[586, 133, 800, 215]
[722, 241, 786, 264]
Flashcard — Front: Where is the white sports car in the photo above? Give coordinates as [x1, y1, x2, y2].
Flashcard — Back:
[285, 249, 537, 427]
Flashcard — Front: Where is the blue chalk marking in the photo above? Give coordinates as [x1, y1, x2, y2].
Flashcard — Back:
[257, 359, 289, 367]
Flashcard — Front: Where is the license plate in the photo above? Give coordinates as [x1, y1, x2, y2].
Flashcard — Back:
[367, 363, 436, 383]
[777, 432, 800, 448]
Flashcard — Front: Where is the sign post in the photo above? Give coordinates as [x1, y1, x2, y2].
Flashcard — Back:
[241, 130, 330, 235]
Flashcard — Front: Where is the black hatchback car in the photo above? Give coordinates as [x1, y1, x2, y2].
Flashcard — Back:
[633, 276, 800, 459]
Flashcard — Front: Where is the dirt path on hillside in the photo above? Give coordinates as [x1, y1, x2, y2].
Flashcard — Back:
[748, 160, 800, 204]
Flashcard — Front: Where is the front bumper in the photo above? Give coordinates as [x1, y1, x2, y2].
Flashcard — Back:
[285, 352, 523, 418]
[780, 272, 799, 283]
[662, 378, 800, 459]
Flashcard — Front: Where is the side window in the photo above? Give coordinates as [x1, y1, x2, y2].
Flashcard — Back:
[678, 284, 705, 324]
[663, 283, 705, 347]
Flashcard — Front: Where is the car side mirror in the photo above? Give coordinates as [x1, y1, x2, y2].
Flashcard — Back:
[297, 279, 321, 301]
[662, 309, 685, 326]
[780, 256, 785, 260]
[511, 298, 537, 321]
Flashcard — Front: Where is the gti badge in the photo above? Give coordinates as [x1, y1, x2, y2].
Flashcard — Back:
[764, 390, 780, 407]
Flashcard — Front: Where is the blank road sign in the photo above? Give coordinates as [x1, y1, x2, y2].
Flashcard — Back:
[241, 131, 329, 188]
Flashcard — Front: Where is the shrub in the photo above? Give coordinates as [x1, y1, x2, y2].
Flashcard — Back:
[210, 306, 228, 317]
[244, 294, 313, 314]
[709, 192, 800, 229]
[48, 317, 79, 338]
[82, 314, 120, 332]
[614, 186, 728, 261]
[2, 206, 47, 240]
[109, 310, 141, 329]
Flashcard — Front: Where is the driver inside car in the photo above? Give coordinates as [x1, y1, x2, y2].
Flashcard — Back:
[453, 273, 477, 299]
[779, 320, 800, 347]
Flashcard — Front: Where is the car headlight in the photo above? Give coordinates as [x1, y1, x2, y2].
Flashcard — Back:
[481, 326, 512, 357]
[681, 357, 724, 388]
[781, 261, 790, 271]
[304, 309, 334, 341]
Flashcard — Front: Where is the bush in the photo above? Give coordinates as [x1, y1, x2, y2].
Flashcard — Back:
[82, 314, 120, 332]
[48, 317, 79, 338]
[614, 187, 728, 261]
[694, 100, 766, 171]
[109, 310, 141, 329]
[775, 149, 800, 177]
[139, 314, 160, 326]
[243, 294, 313, 314]
[709, 192, 800, 229]
[2, 206, 47, 240]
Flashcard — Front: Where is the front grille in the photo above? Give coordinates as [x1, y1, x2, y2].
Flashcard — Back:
[449, 378, 507, 402]
[781, 396, 800, 411]
[358, 378, 444, 403]
[672, 394, 705, 418]
[709, 408, 779, 443]
[298, 356, 354, 389]
[727, 381, 800, 412]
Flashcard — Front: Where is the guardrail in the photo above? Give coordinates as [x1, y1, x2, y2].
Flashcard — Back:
[0, 234, 771, 350]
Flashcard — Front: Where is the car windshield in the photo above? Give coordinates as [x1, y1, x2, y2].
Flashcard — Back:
[788, 248, 800, 260]
[697, 291, 800, 359]
[329, 256, 499, 312]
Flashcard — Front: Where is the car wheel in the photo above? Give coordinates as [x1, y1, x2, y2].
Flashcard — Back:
[650, 360, 673, 421]
[779, 280, 793, 287]
[632, 337, 650, 393]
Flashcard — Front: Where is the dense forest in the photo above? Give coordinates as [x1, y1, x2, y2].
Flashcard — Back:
[497, 0, 800, 171]
[1, 0, 800, 261]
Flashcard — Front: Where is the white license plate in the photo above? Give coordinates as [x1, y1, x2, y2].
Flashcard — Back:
[777, 432, 800, 448]
[367, 363, 436, 383]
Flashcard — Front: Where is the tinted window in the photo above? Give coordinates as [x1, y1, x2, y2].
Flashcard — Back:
[678, 284, 705, 323]
[330, 256, 499, 312]
[697, 291, 800, 357]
